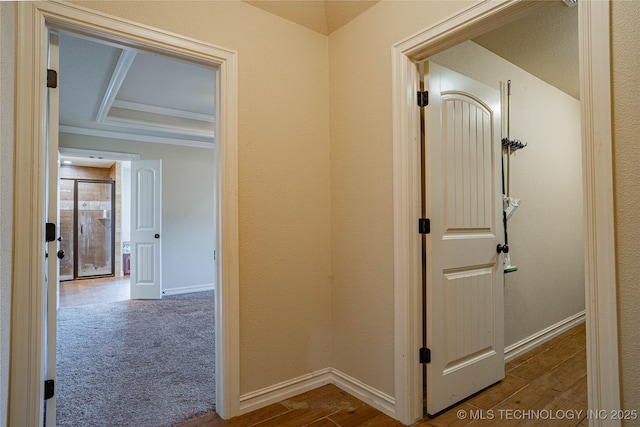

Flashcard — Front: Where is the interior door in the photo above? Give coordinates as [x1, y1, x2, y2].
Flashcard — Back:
[130, 159, 162, 299]
[45, 31, 60, 427]
[424, 62, 505, 414]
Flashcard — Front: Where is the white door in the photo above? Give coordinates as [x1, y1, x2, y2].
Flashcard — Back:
[130, 160, 163, 299]
[45, 32, 60, 427]
[424, 62, 505, 414]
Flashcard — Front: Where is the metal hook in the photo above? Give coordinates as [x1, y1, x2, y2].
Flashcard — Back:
[501, 138, 527, 151]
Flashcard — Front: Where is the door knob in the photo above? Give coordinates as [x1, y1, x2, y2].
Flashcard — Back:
[154, 234, 160, 239]
[496, 244, 509, 254]
[57, 249, 65, 260]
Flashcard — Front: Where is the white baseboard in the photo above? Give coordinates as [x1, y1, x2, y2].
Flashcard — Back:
[238, 314, 586, 421]
[504, 311, 586, 362]
[330, 368, 396, 418]
[238, 367, 396, 419]
[162, 283, 215, 296]
[239, 368, 333, 415]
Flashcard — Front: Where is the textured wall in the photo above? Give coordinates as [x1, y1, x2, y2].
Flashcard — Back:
[431, 41, 584, 347]
[59, 134, 216, 292]
[611, 0, 640, 417]
[69, 1, 333, 394]
[0, 3, 15, 426]
[328, 1, 473, 396]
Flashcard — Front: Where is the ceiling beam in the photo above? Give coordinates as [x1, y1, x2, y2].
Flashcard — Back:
[95, 49, 137, 123]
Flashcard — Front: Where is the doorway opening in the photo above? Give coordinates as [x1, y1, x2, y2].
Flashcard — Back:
[11, 3, 239, 425]
[391, 0, 618, 424]
[59, 176, 116, 281]
[53, 28, 218, 426]
[58, 154, 132, 306]
[418, 1, 586, 417]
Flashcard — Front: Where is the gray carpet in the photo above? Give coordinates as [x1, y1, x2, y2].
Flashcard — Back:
[56, 291, 215, 427]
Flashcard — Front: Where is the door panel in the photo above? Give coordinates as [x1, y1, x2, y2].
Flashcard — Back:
[130, 160, 162, 299]
[425, 62, 505, 414]
[443, 97, 494, 232]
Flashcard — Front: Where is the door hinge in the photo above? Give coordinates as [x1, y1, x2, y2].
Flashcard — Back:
[420, 347, 431, 364]
[47, 69, 58, 88]
[417, 90, 428, 107]
[45, 222, 56, 242]
[44, 379, 55, 400]
[418, 218, 431, 234]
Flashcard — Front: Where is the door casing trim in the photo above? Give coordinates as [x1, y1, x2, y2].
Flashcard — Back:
[391, 0, 619, 424]
[9, 1, 239, 424]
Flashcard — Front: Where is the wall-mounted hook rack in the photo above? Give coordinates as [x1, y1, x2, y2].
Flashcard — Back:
[502, 137, 527, 151]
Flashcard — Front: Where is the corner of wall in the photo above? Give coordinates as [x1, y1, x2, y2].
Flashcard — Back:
[0, 2, 16, 426]
[611, 0, 640, 413]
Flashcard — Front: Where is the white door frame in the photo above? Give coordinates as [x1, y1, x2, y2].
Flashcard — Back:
[391, 1, 619, 425]
[9, 1, 239, 425]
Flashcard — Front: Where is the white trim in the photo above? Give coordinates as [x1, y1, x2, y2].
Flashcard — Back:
[238, 368, 395, 420]
[11, 5, 48, 424]
[95, 50, 137, 124]
[504, 312, 586, 363]
[58, 147, 140, 161]
[10, 1, 240, 425]
[112, 100, 215, 123]
[578, 0, 621, 419]
[239, 368, 333, 415]
[162, 283, 215, 296]
[331, 368, 396, 419]
[102, 113, 214, 139]
[59, 125, 214, 149]
[391, 0, 619, 425]
[391, 46, 422, 425]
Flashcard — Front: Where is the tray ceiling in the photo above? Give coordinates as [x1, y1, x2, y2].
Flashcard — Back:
[58, 32, 216, 148]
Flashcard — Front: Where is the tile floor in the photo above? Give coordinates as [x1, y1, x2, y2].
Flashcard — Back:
[178, 323, 587, 426]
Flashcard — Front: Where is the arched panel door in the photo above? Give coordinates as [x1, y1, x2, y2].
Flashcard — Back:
[130, 159, 162, 299]
[424, 62, 505, 414]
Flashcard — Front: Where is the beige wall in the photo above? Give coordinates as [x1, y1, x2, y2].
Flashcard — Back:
[0, 3, 15, 426]
[430, 41, 584, 347]
[70, 1, 333, 394]
[611, 0, 640, 417]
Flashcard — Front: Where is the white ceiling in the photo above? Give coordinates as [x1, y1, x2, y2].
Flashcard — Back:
[58, 32, 216, 148]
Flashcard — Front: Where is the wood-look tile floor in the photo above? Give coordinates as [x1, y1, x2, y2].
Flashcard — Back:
[59, 275, 130, 307]
[179, 323, 586, 427]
